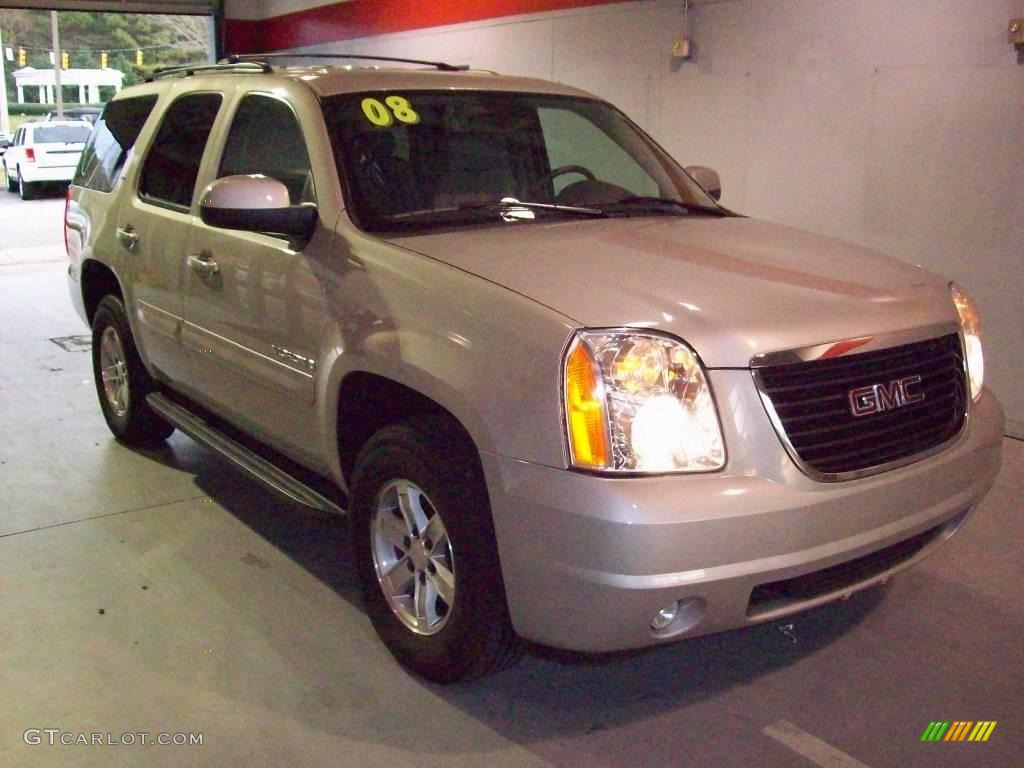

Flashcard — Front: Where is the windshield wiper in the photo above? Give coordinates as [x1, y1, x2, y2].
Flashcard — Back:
[458, 197, 608, 219]
[609, 196, 728, 216]
[370, 198, 607, 231]
[374, 196, 726, 231]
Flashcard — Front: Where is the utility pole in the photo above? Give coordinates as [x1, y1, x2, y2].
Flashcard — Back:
[51, 10, 63, 118]
[0, 27, 10, 135]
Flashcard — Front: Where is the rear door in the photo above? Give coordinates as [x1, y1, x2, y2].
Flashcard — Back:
[123, 92, 223, 385]
[67, 94, 158, 300]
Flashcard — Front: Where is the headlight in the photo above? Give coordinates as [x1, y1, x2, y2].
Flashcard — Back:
[950, 282, 984, 401]
[563, 330, 725, 473]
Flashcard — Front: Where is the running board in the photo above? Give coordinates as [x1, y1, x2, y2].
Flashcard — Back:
[147, 392, 346, 517]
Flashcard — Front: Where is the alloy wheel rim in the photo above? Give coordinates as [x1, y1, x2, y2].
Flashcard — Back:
[99, 326, 130, 418]
[371, 479, 455, 636]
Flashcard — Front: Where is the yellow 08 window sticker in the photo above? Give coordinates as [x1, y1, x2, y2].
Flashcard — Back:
[360, 96, 420, 127]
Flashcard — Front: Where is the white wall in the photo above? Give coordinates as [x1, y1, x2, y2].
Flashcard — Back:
[277, 0, 1023, 433]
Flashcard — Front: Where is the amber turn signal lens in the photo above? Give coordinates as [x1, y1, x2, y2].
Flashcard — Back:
[565, 341, 608, 468]
[951, 282, 984, 401]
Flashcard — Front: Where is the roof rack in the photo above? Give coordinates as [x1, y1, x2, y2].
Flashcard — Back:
[221, 52, 469, 72]
[147, 61, 271, 82]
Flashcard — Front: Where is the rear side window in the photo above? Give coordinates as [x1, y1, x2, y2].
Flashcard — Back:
[139, 92, 222, 209]
[33, 125, 92, 144]
[75, 96, 158, 192]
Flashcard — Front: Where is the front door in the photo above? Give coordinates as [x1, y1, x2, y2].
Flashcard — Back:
[182, 93, 325, 460]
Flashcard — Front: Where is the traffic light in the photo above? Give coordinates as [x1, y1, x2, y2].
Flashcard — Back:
[136, 49, 143, 66]
[18, 47, 26, 66]
[61, 51, 69, 70]
[100, 51, 108, 69]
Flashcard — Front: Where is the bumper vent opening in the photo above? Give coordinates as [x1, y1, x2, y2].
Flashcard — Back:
[747, 523, 947, 619]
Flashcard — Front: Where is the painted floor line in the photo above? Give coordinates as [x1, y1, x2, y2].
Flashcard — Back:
[0, 493, 210, 539]
[763, 720, 872, 768]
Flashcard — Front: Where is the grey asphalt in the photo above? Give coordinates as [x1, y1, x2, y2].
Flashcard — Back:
[0, 166, 70, 263]
[1, 187, 1020, 767]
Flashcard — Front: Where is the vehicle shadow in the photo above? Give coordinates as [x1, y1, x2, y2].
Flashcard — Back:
[439, 589, 887, 744]
[172, 439, 888, 745]
[133, 434, 361, 603]
[0, 178, 71, 199]
[28, 183, 72, 199]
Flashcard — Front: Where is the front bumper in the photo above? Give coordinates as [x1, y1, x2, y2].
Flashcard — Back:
[482, 371, 1004, 652]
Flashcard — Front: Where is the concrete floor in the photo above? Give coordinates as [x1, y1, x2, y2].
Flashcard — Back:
[1, 194, 1021, 767]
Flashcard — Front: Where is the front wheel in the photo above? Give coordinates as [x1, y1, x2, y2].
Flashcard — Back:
[350, 416, 520, 683]
[91, 295, 174, 445]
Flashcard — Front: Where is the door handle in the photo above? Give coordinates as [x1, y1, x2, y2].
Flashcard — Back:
[187, 251, 220, 279]
[116, 226, 139, 250]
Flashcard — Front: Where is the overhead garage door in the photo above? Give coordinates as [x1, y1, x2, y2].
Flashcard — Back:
[0, 0, 214, 13]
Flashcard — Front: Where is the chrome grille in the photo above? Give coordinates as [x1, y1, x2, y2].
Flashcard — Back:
[753, 333, 967, 480]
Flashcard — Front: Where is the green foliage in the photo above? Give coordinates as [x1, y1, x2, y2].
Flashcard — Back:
[1, 9, 209, 105]
[8, 103, 54, 116]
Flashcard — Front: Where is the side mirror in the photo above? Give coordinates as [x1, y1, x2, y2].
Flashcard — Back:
[685, 165, 722, 201]
[199, 174, 317, 242]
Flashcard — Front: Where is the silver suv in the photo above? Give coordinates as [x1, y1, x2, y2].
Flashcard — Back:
[66, 56, 1004, 682]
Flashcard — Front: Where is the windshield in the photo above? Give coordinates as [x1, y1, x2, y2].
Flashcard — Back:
[34, 125, 91, 144]
[322, 91, 720, 232]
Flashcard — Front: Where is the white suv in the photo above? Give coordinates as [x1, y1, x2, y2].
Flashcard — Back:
[4, 119, 92, 199]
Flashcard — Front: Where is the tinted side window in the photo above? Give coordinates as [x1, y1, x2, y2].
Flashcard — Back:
[139, 93, 222, 209]
[218, 94, 314, 204]
[75, 96, 158, 192]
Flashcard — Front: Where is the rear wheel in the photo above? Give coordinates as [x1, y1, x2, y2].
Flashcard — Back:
[91, 295, 174, 445]
[350, 416, 520, 683]
[17, 168, 35, 200]
[5, 163, 17, 193]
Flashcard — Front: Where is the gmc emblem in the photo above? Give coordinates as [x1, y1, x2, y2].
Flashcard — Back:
[848, 375, 925, 417]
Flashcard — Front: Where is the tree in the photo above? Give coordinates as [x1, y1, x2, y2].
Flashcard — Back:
[1, 9, 209, 106]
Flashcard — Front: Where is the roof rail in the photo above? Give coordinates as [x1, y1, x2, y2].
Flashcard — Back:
[221, 52, 469, 73]
[146, 61, 272, 82]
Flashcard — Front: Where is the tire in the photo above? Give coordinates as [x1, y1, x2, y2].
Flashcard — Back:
[91, 295, 175, 445]
[17, 168, 35, 200]
[350, 416, 520, 683]
[5, 163, 16, 193]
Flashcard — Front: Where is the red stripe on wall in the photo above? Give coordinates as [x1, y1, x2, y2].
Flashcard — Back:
[225, 0, 636, 55]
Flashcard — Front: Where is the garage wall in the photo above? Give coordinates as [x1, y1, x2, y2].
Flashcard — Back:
[223, 0, 1024, 435]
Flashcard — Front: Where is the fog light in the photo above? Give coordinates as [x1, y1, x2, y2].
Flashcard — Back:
[651, 602, 679, 631]
[649, 597, 707, 638]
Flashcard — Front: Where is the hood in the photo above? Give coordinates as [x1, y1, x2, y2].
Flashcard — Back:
[389, 216, 956, 368]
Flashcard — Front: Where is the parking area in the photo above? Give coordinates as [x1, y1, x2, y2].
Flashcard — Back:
[0, 171, 71, 265]
[0, 189, 1021, 767]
